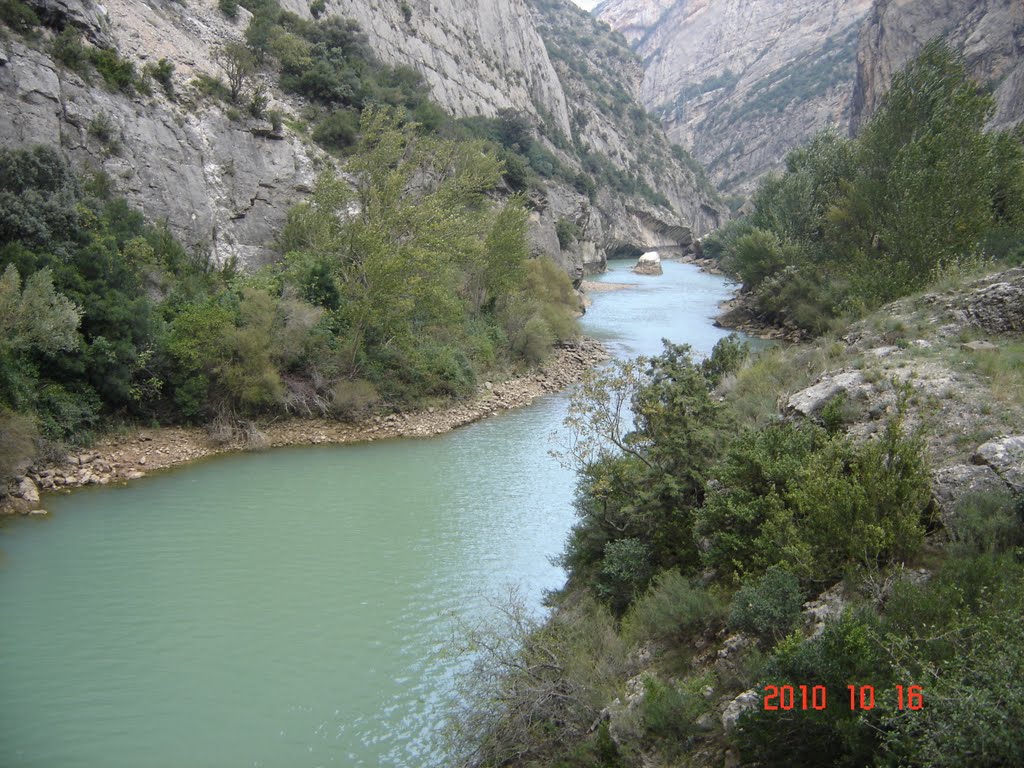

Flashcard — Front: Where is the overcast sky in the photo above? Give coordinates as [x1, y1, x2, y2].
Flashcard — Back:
[570, 0, 600, 10]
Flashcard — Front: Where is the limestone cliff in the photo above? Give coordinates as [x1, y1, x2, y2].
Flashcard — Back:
[850, 0, 1024, 134]
[0, 0, 722, 277]
[596, 0, 872, 196]
[526, 0, 726, 273]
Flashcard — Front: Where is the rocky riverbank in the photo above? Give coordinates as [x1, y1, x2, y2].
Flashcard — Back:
[1, 338, 608, 517]
[714, 293, 809, 342]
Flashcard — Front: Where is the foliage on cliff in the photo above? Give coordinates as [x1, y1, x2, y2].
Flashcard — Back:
[0, 128, 578, 460]
[706, 42, 1024, 334]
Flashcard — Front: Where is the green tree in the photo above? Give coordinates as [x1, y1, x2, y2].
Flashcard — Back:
[0, 264, 82, 355]
[213, 42, 257, 103]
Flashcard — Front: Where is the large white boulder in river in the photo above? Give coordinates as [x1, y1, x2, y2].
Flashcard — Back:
[633, 251, 663, 275]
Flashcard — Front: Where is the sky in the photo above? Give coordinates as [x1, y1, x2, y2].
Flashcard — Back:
[570, 0, 600, 10]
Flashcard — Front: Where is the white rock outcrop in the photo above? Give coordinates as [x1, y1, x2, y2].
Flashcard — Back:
[633, 251, 663, 275]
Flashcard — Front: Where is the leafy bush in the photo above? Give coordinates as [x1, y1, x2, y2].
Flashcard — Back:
[0, 0, 39, 35]
[560, 342, 728, 608]
[449, 592, 627, 767]
[330, 378, 379, 420]
[640, 675, 704, 749]
[90, 47, 137, 93]
[596, 537, 653, 613]
[728, 566, 804, 643]
[50, 28, 88, 73]
[218, 0, 239, 18]
[192, 73, 231, 101]
[696, 414, 930, 583]
[623, 569, 725, 645]
[881, 560, 1024, 767]
[944, 488, 1024, 556]
[312, 108, 360, 151]
[144, 58, 175, 98]
[736, 611, 890, 767]
[556, 218, 580, 250]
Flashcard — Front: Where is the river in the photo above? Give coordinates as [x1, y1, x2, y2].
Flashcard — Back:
[0, 260, 739, 768]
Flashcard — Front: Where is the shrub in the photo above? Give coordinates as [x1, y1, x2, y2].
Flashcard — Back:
[144, 58, 175, 98]
[248, 83, 269, 117]
[0, 0, 39, 35]
[331, 378, 379, 420]
[449, 591, 626, 767]
[640, 675, 704, 749]
[623, 569, 725, 645]
[312, 109, 360, 151]
[511, 313, 554, 364]
[90, 48, 137, 93]
[50, 28, 88, 74]
[736, 611, 890, 767]
[0, 407, 37, 483]
[728, 566, 804, 643]
[700, 332, 748, 388]
[35, 383, 101, 443]
[308, 0, 325, 18]
[218, 0, 239, 17]
[596, 537, 653, 613]
[87, 112, 118, 145]
[944, 488, 1024, 556]
[881, 567, 1024, 767]
[191, 73, 229, 101]
[556, 217, 580, 250]
[697, 415, 930, 583]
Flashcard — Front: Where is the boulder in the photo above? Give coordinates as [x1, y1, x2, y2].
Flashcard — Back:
[960, 340, 998, 352]
[632, 250, 663, 275]
[786, 370, 866, 419]
[961, 271, 1024, 334]
[973, 436, 1024, 493]
[25, 0, 113, 48]
[803, 583, 846, 638]
[932, 463, 1010, 526]
[15, 476, 40, 505]
[722, 689, 760, 732]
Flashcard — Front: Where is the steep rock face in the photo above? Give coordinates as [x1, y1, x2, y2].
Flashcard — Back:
[287, 0, 573, 136]
[592, 0, 675, 44]
[596, 0, 872, 195]
[0, 36, 318, 267]
[851, 0, 1024, 134]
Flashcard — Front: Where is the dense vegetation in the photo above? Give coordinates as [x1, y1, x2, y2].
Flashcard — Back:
[705, 42, 1024, 335]
[448, 42, 1024, 768]
[0, 121, 579, 479]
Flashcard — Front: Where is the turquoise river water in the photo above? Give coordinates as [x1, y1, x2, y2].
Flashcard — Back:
[0, 260, 739, 767]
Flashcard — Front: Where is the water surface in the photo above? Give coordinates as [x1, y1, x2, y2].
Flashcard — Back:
[0, 260, 738, 767]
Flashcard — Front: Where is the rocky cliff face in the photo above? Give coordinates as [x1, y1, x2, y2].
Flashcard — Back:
[596, 0, 872, 196]
[850, 0, 1024, 134]
[0, 0, 720, 276]
[526, 0, 726, 273]
[284, 0, 573, 136]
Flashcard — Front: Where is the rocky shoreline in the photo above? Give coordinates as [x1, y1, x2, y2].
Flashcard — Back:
[1, 337, 609, 517]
